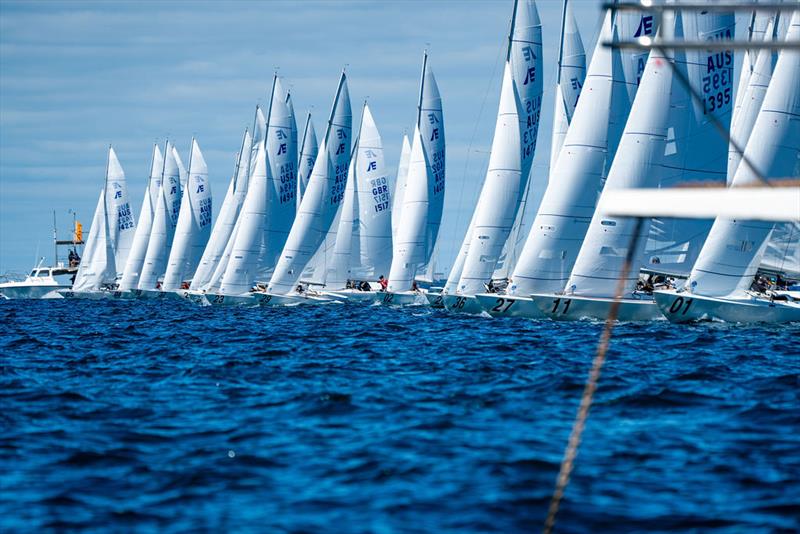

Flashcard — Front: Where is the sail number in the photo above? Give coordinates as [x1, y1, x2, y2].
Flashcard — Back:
[668, 296, 693, 315]
[491, 298, 514, 313]
[452, 297, 467, 309]
[551, 298, 572, 315]
[383, 292, 394, 304]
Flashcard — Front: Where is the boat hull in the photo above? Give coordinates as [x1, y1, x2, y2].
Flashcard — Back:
[425, 291, 445, 308]
[323, 290, 379, 303]
[474, 294, 545, 318]
[441, 294, 484, 314]
[653, 290, 800, 323]
[375, 291, 428, 306]
[0, 284, 66, 300]
[529, 293, 663, 321]
[58, 289, 111, 300]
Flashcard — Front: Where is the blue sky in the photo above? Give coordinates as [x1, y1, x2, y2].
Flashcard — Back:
[0, 0, 611, 274]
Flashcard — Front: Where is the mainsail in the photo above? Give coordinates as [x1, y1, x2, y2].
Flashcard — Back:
[119, 144, 163, 291]
[267, 72, 352, 295]
[387, 52, 445, 291]
[643, 8, 736, 276]
[686, 11, 800, 298]
[390, 134, 412, 241]
[162, 139, 213, 291]
[138, 141, 182, 289]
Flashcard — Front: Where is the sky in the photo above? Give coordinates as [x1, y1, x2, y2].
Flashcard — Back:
[0, 0, 612, 275]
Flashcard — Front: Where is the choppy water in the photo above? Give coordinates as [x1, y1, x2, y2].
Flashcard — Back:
[1, 299, 798, 533]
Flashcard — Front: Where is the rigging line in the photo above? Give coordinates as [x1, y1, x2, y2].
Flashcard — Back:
[543, 217, 645, 534]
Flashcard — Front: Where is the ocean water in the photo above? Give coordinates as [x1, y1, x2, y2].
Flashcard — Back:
[1, 299, 798, 533]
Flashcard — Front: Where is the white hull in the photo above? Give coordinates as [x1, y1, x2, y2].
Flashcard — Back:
[375, 290, 428, 306]
[58, 289, 111, 300]
[441, 294, 484, 315]
[653, 290, 800, 323]
[529, 293, 663, 321]
[0, 284, 65, 300]
[474, 294, 545, 318]
[322, 289, 379, 303]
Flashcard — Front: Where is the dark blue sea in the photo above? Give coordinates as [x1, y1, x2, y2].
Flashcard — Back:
[1, 299, 798, 533]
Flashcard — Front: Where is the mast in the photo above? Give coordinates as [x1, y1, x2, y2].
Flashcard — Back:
[263, 74, 278, 150]
[325, 71, 347, 147]
[299, 112, 312, 161]
[233, 127, 249, 191]
[52, 210, 58, 266]
[506, 0, 519, 62]
[416, 52, 428, 128]
[557, 0, 568, 85]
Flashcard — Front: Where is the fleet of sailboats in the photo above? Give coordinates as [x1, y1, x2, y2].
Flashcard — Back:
[24, 1, 797, 323]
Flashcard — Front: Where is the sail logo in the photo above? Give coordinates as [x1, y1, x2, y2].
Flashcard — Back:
[430, 129, 440, 142]
[365, 149, 378, 158]
[114, 190, 122, 199]
[276, 129, 288, 140]
[428, 113, 439, 124]
[367, 161, 377, 171]
[277, 143, 287, 155]
[522, 45, 536, 62]
[196, 184, 205, 194]
[523, 66, 536, 85]
[634, 16, 654, 38]
[335, 143, 346, 155]
[570, 77, 582, 91]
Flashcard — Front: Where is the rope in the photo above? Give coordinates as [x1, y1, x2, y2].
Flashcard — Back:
[543, 217, 643, 534]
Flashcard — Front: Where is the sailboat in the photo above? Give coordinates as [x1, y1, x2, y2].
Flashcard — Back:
[137, 141, 183, 297]
[117, 145, 164, 296]
[211, 76, 300, 306]
[322, 103, 393, 302]
[441, 0, 543, 314]
[61, 147, 135, 299]
[654, 11, 800, 323]
[476, 7, 644, 318]
[383, 52, 445, 306]
[236, 71, 351, 306]
[161, 139, 213, 294]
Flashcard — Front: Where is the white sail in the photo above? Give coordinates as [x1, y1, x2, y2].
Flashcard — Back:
[356, 104, 392, 278]
[727, 16, 776, 185]
[220, 77, 298, 294]
[451, 0, 543, 294]
[191, 130, 252, 291]
[251, 106, 267, 173]
[297, 113, 318, 209]
[549, 0, 586, 175]
[387, 53, 445, 291]
[173, 145, 188, 189]
[733, 10, 773, 126]
[162, 139, 212, 291]
[105, 147, 135, 279]
[138, 142, 182, 289]
[120, 145, 163, 291]
[391, 134, 412, 240]
[643, 9, 736, 276]
[566, 45, 673, 298]
[456, 64, 521, 294]
[287, 91, 298, 170]
[326, 149, 360, 289]
[267, 73, 352, 295]
[687, 11, 800, 298]
[72, 189, 114, 291]
[508, 10, 639, 296]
